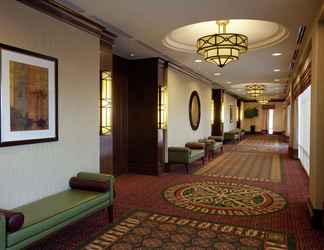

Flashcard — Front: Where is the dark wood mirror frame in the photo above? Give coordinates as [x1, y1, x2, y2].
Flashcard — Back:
[189, 91, 201, 131]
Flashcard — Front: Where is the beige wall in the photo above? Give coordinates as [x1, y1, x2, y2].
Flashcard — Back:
[223, 93, 238, 132]
[0, 0, 100, 209]
[167, 67, 212, 147]
[243, 102, 286, 132]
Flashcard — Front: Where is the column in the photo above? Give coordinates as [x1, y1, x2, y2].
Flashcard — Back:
[309, 21, 324, 227]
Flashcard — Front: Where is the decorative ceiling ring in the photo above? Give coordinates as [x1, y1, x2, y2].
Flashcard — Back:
[163, 19, 289, 53]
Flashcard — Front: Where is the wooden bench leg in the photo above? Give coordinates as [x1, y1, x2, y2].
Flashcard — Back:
[165, 163, 170, 172]
[108, 205, 113, 222]
[185, 163, 189, 174]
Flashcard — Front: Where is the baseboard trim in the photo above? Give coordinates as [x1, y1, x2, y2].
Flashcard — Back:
[307, 198, 323, 229]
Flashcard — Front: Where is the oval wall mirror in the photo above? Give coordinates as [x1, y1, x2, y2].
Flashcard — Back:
[189, 91, 201, 131]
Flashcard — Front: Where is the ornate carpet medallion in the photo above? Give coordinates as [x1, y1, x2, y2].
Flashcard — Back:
[163, 181, 287, 216]
[79, 210, 295, 249]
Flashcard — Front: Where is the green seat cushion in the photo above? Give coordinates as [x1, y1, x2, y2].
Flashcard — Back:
[8, 190, 110, 247]
[190, 149, 205, 162]
[212, 142, 223, 150]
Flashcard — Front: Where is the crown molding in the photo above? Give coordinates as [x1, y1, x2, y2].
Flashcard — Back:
[16, 0, 117, 45]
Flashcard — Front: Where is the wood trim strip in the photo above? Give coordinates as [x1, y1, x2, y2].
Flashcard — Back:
[16, 0, 117, 45]
[292, 62, 311, 100]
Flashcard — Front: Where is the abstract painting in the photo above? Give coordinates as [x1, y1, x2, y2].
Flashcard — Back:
[0, 43, 58, 146]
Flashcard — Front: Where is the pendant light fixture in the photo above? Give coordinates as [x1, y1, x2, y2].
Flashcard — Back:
[197, 20, 248, 68]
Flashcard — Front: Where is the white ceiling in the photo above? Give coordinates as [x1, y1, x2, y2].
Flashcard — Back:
[61, 0, 321, 99]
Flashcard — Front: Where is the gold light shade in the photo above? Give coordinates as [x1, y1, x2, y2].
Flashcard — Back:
[246, 84, 265, 98]
[257, 96, 270, 105]
[197, 21, 248, 68]
[211, 100, 214, 124]
[158, 86, 167, 129]
[100, 71, 112, 135]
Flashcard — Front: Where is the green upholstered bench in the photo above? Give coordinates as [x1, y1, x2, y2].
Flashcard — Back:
[0, 172, 114, 250]
[224, 129, 240, 142]
[167, 146, 205, 174]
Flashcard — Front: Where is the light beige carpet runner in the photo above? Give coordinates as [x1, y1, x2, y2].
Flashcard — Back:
[194, 152, 282, 182]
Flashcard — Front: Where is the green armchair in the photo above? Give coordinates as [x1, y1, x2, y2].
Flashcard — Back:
[208, 136, 224, 142]
[167, 145, 205, 174]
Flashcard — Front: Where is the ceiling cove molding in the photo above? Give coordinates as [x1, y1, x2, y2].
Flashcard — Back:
[133, 40, 217, 87]
[16, 0, 117, 45]
[168, 62, 214, 86]
[223, 90, 241, 101]
[243, 99, 285, 103]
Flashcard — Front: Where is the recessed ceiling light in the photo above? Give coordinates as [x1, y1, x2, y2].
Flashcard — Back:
[274, 69, 281, 72]
[214, 72, 221, 76]
[130, 53, 135, 57]
[272, 52, 283, 56]
[274, 79, 280, 82]
[195, 59, 202, 63]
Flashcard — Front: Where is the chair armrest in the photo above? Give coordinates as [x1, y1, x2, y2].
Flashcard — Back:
[208, 136, 224, 142]
[0, 214, 6, 250]
[77, 172, 114, 202]
[185, 142, 205, 150]
[168, 147, 191, 163]
[168, 147, 191, 153]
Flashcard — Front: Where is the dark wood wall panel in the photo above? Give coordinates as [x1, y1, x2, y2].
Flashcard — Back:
[100, 136, 113, 174]
[237, 100, 242, 129]
[128, 59, 159, 175]
[212, 89, 223, 136]
[112, 55, 129, 176]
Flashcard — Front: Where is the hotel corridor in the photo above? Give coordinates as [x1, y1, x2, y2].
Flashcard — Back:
[30, 135, 324, 250]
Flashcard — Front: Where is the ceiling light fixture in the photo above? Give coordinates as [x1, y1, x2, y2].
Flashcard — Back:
[272, 52, 282, 56]
[226, 81, 232, 84]
[194, 59, 202, 63]
[274, 79, 280, 82]
[197, 20, 248, 68]
[246, 84, 265, 98]
[258, 96, 270, 105]
[274, 69, 281, 72]
[214, 72, 222, 76]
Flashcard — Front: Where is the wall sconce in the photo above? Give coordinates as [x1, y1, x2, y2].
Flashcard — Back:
[211, 100, 214, 124]
[221, 102, 225, 123]
[100, 71, 112, 135]
[158, 86, 167, 129]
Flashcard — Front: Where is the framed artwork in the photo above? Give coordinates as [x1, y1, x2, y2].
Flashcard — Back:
[230, 104, 234, 123]
[189, 91, 201, 131]
[0, 43, 58, 146]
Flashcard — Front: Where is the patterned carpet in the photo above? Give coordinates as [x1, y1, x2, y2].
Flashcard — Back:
[80, 210, 295, 250]
[163, 181, 287, 216]
[194, 152, 283, 183]
[229, 135, 288, 154]
[27, 135, 324, 250]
